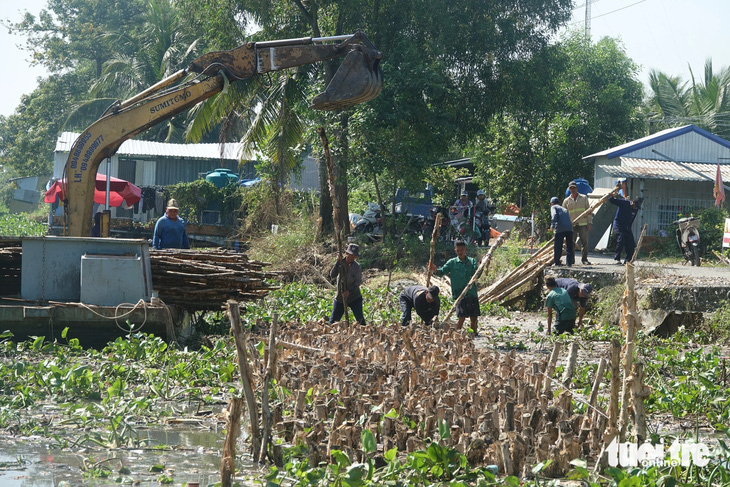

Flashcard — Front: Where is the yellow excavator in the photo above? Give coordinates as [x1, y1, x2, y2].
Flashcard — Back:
[61, 31, 383, 237]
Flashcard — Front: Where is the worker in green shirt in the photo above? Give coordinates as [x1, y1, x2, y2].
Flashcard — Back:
[430, 240, 481, 335]
[544, 275, 577, 335]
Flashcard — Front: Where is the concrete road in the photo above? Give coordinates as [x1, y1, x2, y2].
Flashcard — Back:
[570, 251, 730, 282]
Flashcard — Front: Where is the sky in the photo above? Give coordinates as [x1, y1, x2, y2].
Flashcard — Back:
[1, 0, 730, 117]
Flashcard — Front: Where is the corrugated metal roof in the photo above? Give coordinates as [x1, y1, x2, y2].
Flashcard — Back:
[584, 124, 730, 160]
[55, 132, 252, 160]
[598, 157, 730, 182]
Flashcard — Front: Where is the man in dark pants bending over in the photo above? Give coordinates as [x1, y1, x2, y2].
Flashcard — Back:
[399, 285, 440, 327]
[545, 276, 576, 335]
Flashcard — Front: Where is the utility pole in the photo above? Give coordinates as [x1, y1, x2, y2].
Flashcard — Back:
[585, 0, 592, 39]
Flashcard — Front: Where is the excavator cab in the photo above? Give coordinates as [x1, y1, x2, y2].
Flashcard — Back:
[310, 45, 383, 111]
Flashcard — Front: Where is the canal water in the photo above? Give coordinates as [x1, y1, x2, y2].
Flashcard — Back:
[0, 427, 261, 486]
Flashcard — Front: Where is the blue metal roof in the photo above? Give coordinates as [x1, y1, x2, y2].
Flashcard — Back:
[584, 124, 730, 160]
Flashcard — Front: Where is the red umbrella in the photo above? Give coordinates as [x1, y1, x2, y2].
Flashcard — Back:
[44, 173, 142, 208]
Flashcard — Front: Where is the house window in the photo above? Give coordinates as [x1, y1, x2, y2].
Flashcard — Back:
[651, 197, 714, 234]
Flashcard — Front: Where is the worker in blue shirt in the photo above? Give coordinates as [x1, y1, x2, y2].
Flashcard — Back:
[153, 199, 190, 250]
[609, 196, 642, 264]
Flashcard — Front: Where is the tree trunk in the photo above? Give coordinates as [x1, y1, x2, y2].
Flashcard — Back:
[332, 112, 350, 235]
[318, 157, 334, 235]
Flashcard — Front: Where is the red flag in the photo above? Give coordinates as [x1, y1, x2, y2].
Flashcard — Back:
[715, 162, 726, 207]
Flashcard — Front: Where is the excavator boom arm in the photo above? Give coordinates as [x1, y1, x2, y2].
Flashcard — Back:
[62, 32, 382, 237]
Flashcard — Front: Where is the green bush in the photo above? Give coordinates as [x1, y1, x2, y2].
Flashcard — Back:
[167, 179, 243, 225]
[593, 283, 624, 326]
[0, 213, 47, 236]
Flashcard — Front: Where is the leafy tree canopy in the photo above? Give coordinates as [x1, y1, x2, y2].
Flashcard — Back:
[9, 0, 146, 77]
[0, 70, 93, 177]
[473, 32, 645, 228]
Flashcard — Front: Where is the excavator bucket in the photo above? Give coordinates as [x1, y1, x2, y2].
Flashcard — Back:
[310, 48, 383, 110]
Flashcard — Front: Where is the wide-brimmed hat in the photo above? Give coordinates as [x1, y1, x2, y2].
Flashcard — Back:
[426, 285, 439, 300]
[345, 243, 360, 256]
[550, 196, 560, 204]
[578, 283, 593, 295]
[167, 198, 179, 210]
[568, 181, 578, 189]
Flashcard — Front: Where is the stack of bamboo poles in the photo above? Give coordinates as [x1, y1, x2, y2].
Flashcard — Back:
[150, 249, 279, 310]
[479, 185, 621, 305]
[0, 246, 22, 296]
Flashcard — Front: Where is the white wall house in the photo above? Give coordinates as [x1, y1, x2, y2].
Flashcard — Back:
[585, 124, 730, 237]
[54, 132, 320, 222]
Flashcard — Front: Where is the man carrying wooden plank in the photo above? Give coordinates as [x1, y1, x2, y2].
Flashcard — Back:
[563, 181, 592, 265]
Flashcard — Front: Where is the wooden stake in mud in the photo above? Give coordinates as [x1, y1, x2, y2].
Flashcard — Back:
[631, 360, 649, 443]
[561, 342, 579, 388]
[631, 224, 648, 263]
[317, 127, 349, 327]
[426, 213, 443, 287]
[259, 313, 279, 464]
[228, 300, 261, 459]
[618, 263, 638, 442]
[441, 229, 511, 324]
[607, 339, 621, 432]
[220, 398, 243, 487]
[579, 357, 607, 432]
[543, 342, 562, 395]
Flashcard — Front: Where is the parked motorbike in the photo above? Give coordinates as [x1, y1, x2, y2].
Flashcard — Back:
[473, 207, 497, 246]
[353, 203, 383, 236]
[421, 206, 450, 242]
[448, 205, 482, 244]
[672, 217, 702, 266]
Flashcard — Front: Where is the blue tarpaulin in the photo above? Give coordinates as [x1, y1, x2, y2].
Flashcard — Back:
[564, 178, 593, 197]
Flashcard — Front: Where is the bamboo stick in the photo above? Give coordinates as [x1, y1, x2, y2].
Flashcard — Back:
[442, 229, 511, 324]
[544, 342, 562, 395]
[618, 263, 638, 442]
[631, 360, 649, 443]
[259, 313, 279, 464]
[220, 398, 243, 487]
[228, 300, 261, 459]
[317, 126, 349, 327]
[561, 342, 579, 388]
[712, 249, 730, 265]
[426, 213, 443, 287]
[631, 224, 648, 262]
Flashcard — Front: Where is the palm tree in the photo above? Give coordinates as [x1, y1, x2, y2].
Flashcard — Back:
[184, 53, 318, 218]
[647, 59, 730, 140]
[65, 0, 202, 142]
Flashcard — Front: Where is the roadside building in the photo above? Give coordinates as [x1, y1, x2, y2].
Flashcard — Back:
[585, 124, 730, 249]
